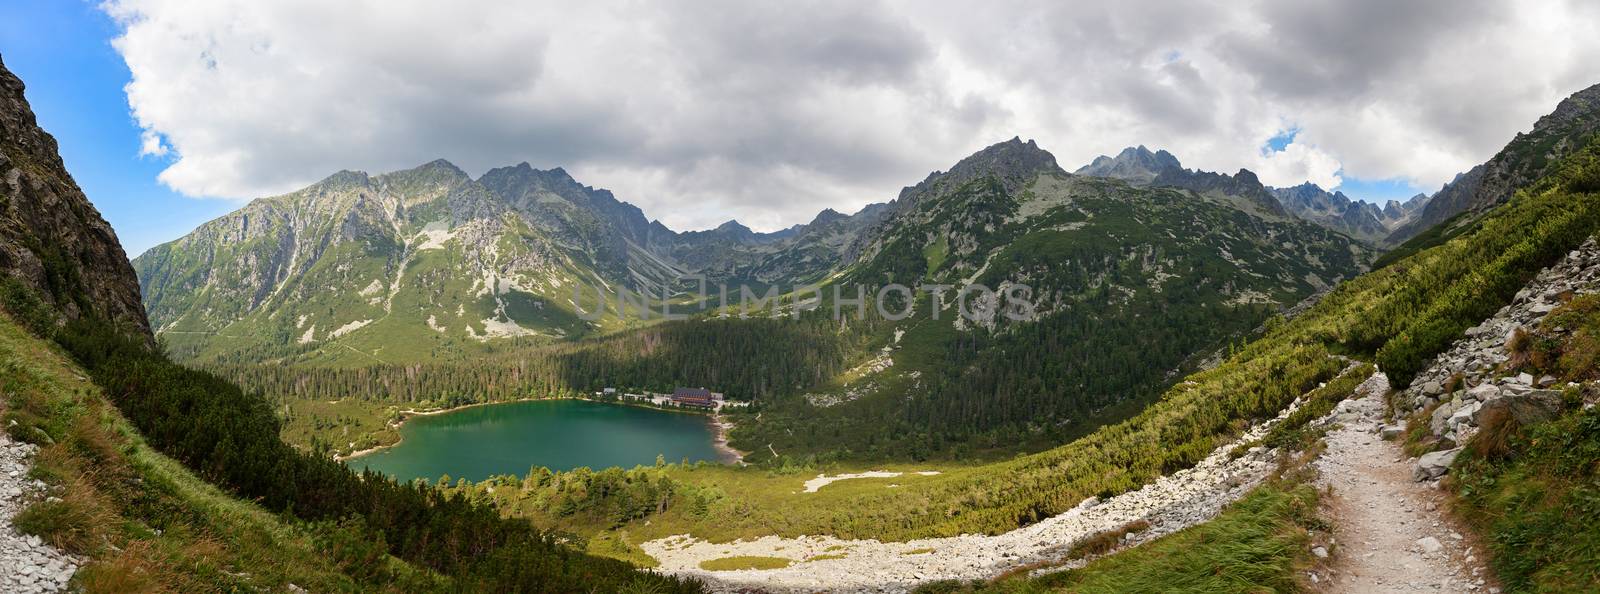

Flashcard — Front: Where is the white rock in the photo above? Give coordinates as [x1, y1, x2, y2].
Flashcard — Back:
[1413, 448, 1462, 481]
[1417, 536, 1444, 554]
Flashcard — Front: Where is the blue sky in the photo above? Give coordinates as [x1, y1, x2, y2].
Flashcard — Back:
[1262, 128, 1427, 204]
[0, 0, 231, 257]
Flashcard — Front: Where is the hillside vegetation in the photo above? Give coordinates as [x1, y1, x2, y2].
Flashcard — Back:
[1, 280, 702, 592]
[0, 311, 404, 592]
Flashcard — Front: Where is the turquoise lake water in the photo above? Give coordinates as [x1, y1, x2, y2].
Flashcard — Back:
[350, 399, 724, 483]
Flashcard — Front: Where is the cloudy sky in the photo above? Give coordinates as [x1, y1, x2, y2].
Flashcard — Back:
[5, 0, 1600, 254]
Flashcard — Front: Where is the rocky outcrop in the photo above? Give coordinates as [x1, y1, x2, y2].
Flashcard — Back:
[1393, 237, 1600, 479]
[0, 55, 150, 338]
[1389, 82, 1600, 245]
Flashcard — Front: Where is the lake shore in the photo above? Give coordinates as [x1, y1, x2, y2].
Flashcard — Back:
[710, 413, 746, 465]
[334, 397, 545, 462]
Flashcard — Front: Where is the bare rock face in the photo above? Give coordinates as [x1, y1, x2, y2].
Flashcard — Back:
[0, 54, 150, 338]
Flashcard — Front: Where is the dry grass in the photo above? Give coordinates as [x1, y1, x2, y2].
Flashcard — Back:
[74, 541, 174, 594]
[1468, 405, 1521, 461]
[697, 556, 792, 571]
[1066, 519, 1151, 560]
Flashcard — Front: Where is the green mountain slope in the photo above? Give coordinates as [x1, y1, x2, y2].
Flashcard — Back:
[730, 139, 1375, 460]
[134, 160, 891, 366]
[461, 125, 1600, 556]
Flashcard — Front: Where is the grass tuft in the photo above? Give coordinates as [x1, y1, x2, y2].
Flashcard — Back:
[697, 555, 793, 571]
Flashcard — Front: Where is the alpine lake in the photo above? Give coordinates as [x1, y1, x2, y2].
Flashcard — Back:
[350, 399, 726, 483]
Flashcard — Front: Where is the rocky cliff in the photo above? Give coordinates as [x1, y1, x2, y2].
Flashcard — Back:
[0, 55, 149, 337]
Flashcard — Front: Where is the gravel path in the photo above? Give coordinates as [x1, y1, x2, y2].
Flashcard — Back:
[0, 430, 78, 593]
[1314, 372, 1496, 593]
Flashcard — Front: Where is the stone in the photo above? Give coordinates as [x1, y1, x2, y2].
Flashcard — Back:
[1464, 384, 1500, 403]
[1312, 546, 1329, 558]
[1417, 536, 1444, 554]
[1422, 381, 1445, 396]
[0, 59, 152, 336]
[1379, 425, 1404, 440]
[1449, 401, 1482, 428]
[1430, 401, 1460, 435]
[1479, 390, 1563, 427]
[1414, 448, 1463, 481]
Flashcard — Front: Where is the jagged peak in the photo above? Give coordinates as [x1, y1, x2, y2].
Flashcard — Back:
[898, 137, 1062, 204]
[308, 169, 372, 191]
[810, 208, 848, 226]
[419, 157, 462, 171]
[955, 136, 1058, 170]
[715, 219, 752, 234]
[382, 158, 470, 182]
[480, 161, 576, 185]
[1074, 145, 1182, 180]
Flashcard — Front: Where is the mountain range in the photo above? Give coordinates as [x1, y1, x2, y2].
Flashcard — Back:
[134, 137, 1375, 369]
[1075, 145, 1428, 243]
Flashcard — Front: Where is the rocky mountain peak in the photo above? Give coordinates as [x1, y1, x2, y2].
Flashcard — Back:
[894, 137, 1062, 209]
[308, 169, 373, 193]
[715, 219, 754, 235]
[1074, 145, 1183, 183]
[810, 208, 847, 227]
[1231, 168, 1263, 187]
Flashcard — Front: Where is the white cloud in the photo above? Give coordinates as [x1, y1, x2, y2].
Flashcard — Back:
[104, 0, 1600, 229]
[138, 130, 166, 157]
[1251, 141, 1343, 190]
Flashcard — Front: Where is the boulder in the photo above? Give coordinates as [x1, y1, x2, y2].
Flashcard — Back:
[1379, 425, 1404, 440]
[1421, 381, 1445, 396]
[1430, 401, 1460, 435]
[1449, 401, 1482, 429]
[1479, 389, 1563, 427]
[1464, 384, 1500, 403]
[1413, 447, 1462, 481]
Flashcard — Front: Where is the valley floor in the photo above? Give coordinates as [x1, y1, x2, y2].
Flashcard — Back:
[1314, 374, 1496, 592]
[642, 391, 1320, 592]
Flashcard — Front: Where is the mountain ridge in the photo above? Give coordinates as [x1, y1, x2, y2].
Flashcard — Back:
[1388, 81, 1600, 244]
